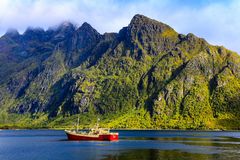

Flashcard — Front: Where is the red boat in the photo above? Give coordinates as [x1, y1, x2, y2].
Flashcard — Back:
[65, 117, 118, 141]
[65, 128, 118, 141]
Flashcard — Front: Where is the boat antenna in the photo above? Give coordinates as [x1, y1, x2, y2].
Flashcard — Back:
[77, 115, 80, 132]
[97, 118, 100, 129]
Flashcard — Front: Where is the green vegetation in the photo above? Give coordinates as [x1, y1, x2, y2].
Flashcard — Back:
[0, 14, 240, 130]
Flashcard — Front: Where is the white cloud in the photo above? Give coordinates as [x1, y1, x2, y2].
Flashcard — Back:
[0, 0, 239, 53]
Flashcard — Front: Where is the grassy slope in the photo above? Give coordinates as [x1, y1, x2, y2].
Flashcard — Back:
[0, 15, 240, 130]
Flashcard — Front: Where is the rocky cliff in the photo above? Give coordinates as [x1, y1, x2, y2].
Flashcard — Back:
[0, 15, 239, 129]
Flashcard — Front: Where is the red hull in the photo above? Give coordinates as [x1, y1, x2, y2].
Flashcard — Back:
[65, 131, 118, 141]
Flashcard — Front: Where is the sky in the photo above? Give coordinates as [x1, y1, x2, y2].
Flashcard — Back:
[0, 0, 239, 53]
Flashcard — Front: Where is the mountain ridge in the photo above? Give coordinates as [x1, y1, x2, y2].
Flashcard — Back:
[0, 14, 239, 129]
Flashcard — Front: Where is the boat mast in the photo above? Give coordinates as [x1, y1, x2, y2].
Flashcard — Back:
[77, 115, 79, 132]
[97, 118, 100, 129]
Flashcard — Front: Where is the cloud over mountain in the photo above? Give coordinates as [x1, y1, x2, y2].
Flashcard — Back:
[0, 0, 240, 53]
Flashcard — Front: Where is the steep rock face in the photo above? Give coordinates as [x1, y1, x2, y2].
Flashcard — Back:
[0, 14, 240, 129]
[118, 14, 179, 59]
[67, 22, 102, 67]
[0, 22, 103, 115]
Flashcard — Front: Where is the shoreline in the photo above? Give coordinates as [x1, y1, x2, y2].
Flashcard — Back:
[0, 127, 239, 131]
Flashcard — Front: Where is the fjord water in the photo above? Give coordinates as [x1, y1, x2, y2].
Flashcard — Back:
[0, 130, 240, 160]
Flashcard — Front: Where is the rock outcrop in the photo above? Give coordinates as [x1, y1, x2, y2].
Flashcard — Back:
[0, 14, 239, 129]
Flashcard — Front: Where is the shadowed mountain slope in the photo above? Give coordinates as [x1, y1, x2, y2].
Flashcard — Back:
[0, 14, 239, 129]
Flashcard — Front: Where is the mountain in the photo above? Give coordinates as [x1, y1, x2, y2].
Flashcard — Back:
[0, 14, 239, 129]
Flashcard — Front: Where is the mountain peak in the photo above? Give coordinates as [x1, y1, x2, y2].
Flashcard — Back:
[122, 14, 178, 52]
[129, 14, 150, 27]
[81, 22, 92, 28]
[129, 14, 172, 32]
[78, 22, 97, 32]
[24, 27, 45, 34]
[22, 27, 46, 41]
[61, 21, 74, 27]
[77, 22, 100, 38]
[57, 21, 76, 32]
[4, 28, 20, 38]
[130, 14, 149, 23]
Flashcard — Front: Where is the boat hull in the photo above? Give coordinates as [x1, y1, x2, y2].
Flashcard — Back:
[65, 131, 118, 141]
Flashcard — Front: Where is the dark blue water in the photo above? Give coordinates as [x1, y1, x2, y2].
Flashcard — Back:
[0, 130, 240, 160]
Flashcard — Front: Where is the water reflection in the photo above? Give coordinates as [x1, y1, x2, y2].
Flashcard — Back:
[0, 130, 240, 160]
[103, 149, 225, 160]
[101, 131, 240, 160]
